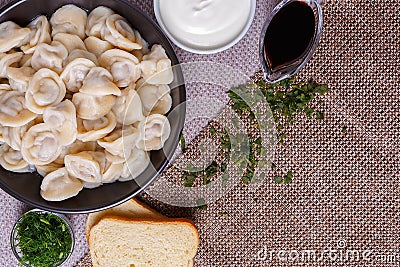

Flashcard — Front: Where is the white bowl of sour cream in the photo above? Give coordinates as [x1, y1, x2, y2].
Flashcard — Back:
[154, 0, 256, 54]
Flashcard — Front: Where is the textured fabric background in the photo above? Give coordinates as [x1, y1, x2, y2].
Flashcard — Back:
[0, 0, 399, 266]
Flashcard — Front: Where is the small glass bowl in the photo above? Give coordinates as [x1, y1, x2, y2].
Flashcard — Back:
[10, 209, 75, 267]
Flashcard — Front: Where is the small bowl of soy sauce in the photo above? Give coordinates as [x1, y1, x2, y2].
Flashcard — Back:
[260, 0, 323, 83]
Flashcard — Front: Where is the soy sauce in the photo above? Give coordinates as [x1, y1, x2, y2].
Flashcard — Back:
[264, 1, 315, 70]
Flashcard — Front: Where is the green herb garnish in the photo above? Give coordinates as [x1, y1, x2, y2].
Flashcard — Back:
[196, 199, 208, 210]
[228, 76, 329, 184]
[14, 211, 72, 267]
[182, 125, 231, 188]
[180, 133, 186, 152]
[181, 75, 329, 189]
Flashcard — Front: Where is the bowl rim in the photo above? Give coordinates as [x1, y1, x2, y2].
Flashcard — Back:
[10, 208, 75, 267]
[153, 0, 257, 54]
[0, 0, 186, 214]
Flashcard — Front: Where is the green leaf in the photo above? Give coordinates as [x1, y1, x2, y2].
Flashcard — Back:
[315, 111, 324, 120]
[305, 107, 314, 116]
[315, 84, 330, 94]
[274, 176, 283, 184]
[183, 172, 196, 187]
[180, 133, 186, 152]
[196, 199, 208, 210]
[284, 172, 293, 184]
[210, 125, 216, 136]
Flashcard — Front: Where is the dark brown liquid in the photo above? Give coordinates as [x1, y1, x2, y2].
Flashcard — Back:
[264, 1, 315, 70]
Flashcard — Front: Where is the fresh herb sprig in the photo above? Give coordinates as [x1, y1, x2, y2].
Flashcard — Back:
[14, 211, 72, 267]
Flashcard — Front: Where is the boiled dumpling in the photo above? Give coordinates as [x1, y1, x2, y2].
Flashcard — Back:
[20, 54, 32, 67]
[36, 161, 64, 177]
[72, 92, 116, 120]
[136, 114, 171, 151]
[0, 83, 11, 95]
[136, 83, 172, 116]
[60, 58, 96, 92]
[53, 33, 86, 53]
[86, 6, 115, 38]
[31, 41, 68, 73]
[49, 139, 94, 167]
[77, 112, 117, 142]
[65, 151, 105, 184]
[99, 49, 140, 87]
[0, 90, 36, 127]
[79, 67, 121, 97]
[68, 140, 97, 154]
[84, 36, 113, 57]
[140, 45, 173, 84]
[131, 31, 150, 61]
[7, 67, 35, 92]
[102, 160, 123, 183]
[0, 52, 23, 78]
[21, 123, 62, 165]
[43, 100, 77, 146]
[97, 126, 139, 158]
[0, 144, 30, 172]
[26, 68, 66, 114]
[2, 120, 35, 150]
[0, 21, 31, 53]
[50, 4, 87, 39]
[65, 49, 98, 66]
[120, 148, 150, 181]
[112, 83, 144, 125]
[21, 15, 51, 54]
[40, 167, 83, 201]
[101, 14, 142, 51]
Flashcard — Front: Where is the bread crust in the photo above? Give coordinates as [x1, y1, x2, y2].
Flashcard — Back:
[85, 197, 165, 238]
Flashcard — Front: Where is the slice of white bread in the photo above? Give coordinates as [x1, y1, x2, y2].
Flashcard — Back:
[85, 198, 166, 238]
[89, 216, 199, 267]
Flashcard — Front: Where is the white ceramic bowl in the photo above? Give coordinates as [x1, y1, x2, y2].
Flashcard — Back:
[154, 0, 257, 54]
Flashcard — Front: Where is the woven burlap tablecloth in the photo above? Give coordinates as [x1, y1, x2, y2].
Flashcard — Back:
[1, 0, 399, 266]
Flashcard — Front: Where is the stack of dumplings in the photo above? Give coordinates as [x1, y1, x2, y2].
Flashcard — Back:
[0, 5, 174, 201]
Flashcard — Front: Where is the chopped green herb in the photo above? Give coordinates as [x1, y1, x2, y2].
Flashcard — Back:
[180, 133, 186, 152]
[227, 76, 329, 185]
[14, 211, 72, 267]
[284, 171, 293, 184]
[210, 125, 217, 136]
[183, 172, 196, 187]
[181, 75, 329, 193]
[274, 176, 284, 184]
[342, 126, 347, 134]
[196, 199, 208, 210]
[315, 111, 324, 120]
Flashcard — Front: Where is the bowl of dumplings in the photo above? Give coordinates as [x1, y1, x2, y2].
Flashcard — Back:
[0, 0, 186, 213]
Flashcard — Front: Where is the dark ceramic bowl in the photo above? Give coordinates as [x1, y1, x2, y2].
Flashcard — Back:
[0, 0, 186, 213]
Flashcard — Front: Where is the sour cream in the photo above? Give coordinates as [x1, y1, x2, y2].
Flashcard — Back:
[155, 0, 255, 53]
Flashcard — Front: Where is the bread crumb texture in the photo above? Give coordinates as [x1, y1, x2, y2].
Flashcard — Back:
[89, 216, 199, 267]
